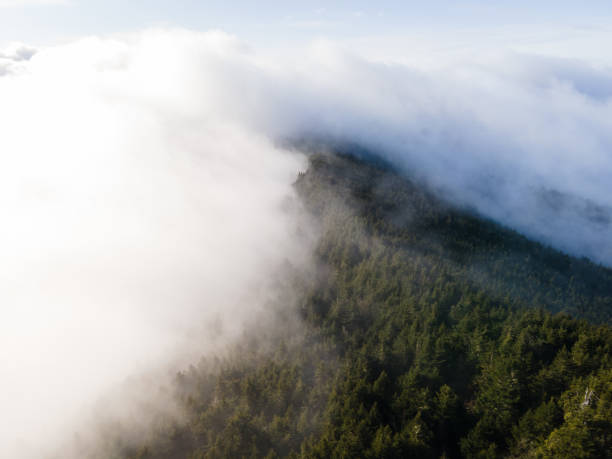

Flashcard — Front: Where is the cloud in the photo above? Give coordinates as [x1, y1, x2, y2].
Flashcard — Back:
[269, 46, 612, 265]
[0, 29, 308, 458]
[205, 37, 612, 265]
[2, 26, 612, 458]
[0, 44, 37, 60]
[0, 43, 37, 76]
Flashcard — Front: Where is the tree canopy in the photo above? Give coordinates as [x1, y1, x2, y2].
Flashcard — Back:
[88, 152, 612, 459]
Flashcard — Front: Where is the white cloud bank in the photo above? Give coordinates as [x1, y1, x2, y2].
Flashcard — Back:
[1, 27, 612, 458]
[0, 30, 307, 458]
[267, 44, 612, 265]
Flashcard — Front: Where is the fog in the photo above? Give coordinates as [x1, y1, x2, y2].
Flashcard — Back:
[0, 30, 308, 458]
[256, 46, 612, 265]
[1, 28, 612, 457]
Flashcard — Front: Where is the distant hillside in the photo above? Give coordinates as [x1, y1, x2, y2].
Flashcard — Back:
[94, 151, 611, 459]
[298, 152, 612, 325]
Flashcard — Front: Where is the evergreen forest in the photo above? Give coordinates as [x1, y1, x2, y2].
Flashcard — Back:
[92, 152, 612, 459]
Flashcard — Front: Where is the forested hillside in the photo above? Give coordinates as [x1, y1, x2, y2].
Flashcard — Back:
[101, 152, 611, 458]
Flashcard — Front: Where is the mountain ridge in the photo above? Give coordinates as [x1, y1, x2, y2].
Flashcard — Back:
[76, 150, 612, 459]
[297, 150, 612, 325]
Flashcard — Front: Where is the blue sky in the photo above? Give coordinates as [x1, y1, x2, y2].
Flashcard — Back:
[1, 0, 611, 47]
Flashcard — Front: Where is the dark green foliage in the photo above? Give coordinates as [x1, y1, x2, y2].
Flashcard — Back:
[111, 152, 612, 458]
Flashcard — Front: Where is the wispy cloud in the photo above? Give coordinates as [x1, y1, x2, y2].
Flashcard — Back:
[0, 43, 37, 76]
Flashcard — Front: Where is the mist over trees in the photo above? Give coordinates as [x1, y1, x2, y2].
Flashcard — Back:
[83, 152, 612, 459]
